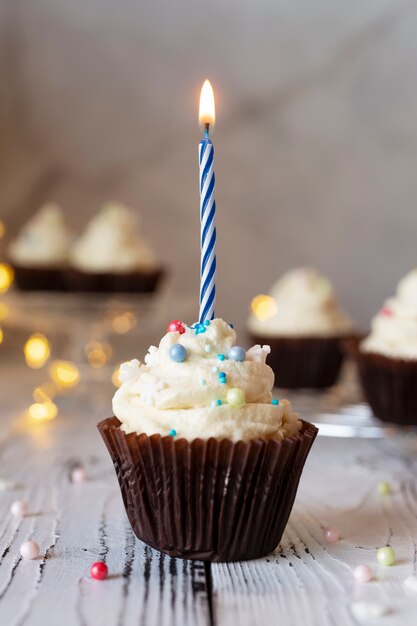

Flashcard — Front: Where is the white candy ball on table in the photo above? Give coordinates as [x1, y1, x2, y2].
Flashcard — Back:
[20, 540, 40, 560]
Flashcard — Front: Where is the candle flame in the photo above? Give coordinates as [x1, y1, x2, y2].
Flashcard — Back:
[199, 80, 215, 129]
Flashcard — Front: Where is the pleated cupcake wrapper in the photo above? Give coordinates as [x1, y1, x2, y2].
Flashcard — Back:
[249, 333, 350, 389]
[98, 417, 318, 562]
[66, 268, 164, 294]
[345, 338, 417, 426]
[12, 265, 69, 292]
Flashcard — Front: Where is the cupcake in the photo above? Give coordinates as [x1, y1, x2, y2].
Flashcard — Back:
[248, 268, 354, 388]
[8, 203, 73, 291]
[98, 318, 318, 562]
[347, 269, 417, 425]
[69, 202, 163, 293]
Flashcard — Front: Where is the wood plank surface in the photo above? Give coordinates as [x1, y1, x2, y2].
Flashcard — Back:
[212, 435, 417, 625]
[2, 361, 417, 625]
[0, 366, 210, 626]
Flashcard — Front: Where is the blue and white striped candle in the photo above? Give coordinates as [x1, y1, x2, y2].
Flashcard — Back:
[199, 80, 216, 323]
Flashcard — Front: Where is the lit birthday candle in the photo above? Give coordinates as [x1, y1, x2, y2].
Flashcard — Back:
[198, 80, 216, 323]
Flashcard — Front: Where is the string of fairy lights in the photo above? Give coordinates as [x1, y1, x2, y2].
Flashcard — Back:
[0, 219, 135, 422]
[0, 216, 276, 424]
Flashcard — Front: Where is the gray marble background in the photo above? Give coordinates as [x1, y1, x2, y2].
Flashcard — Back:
[0, 0, 416, 332]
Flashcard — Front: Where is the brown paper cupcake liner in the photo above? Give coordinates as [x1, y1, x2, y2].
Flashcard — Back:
[345, 337, 417, 425]
[12, 265, 69, 291]
[249, 333, 351, 389]
[98, 417, 318, 562]
[67, 267, 164, 293]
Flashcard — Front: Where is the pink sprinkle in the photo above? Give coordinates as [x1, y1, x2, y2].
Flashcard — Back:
[20, 540, 40, 560]
[71, 467, 86, 483]
[381, 307, 393, 317]
[323, 527, 340, 544]
[354, 564, 372, 583]
[10, 500, 28, 518]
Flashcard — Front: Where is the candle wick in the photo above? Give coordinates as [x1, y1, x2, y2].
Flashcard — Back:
[204, 122, 210, 138]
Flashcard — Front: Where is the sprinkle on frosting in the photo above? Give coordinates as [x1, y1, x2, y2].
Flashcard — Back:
[112, 318, 301, 442]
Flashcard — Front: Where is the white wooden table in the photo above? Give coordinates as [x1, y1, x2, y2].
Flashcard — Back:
[1, 362, 417, 626]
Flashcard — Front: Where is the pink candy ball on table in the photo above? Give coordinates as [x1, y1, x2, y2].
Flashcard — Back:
[323, 527, 340, 544]
[90, 561, 108, 580]
[11, 500, 28, 518]
[71, 467, 86, 483]
[354, 565, 372, 583]
[20, 540, 40, 560]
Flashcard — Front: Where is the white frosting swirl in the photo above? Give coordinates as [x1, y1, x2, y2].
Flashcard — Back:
[71, 203, 157, 273]
[248, 267, 352, 337]
[361, 269, 417, 359]
[113, 318, 301, 442]
[8, 204, 73, 266]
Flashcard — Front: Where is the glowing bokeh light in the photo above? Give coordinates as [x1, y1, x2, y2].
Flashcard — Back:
[250, 295, 277, 321]
[111, 311, 136, 334]
[0, 263, 14, 293]
[24, 333, 51, 369]
[49, 360, 80, 388]
[33, 386, 53, 403]
[112, 366, 122, 388]
[28, 401, 58, 422]
[85, 341, 112, 369]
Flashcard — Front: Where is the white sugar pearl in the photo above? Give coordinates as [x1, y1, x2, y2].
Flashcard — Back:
[323, 526, 339, 543]
[353, 564, 372, 583]
[20, 540, 40, 560]
[71, 467, 86, 483]
[404, 576, 417, 592]
[10, 500, 28, 518]
[351, 601, 389, 620]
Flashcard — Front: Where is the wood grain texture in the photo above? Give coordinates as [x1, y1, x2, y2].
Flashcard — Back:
[1, 362, 417, 625]
[0, 366, 210, 626]
[212, 435, 417, 625]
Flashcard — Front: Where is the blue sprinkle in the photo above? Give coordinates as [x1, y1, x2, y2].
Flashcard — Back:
[219, 372, 226, 378]
[204, 320, 210, 326]
[217, 354, 225, 361]
[271, 399, 279, 406]
[170, 344, 187, 362]
[211, 399, 222, 407]
[228, 346, 246, 362]
[169, 429, 177, 437]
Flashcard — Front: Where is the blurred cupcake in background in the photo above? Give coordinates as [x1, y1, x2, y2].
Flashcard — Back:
[69, 202, 164, 293]
[8, 203, 73, 291]
[248, 267, 354, 388]
[347, 269, 417, 425]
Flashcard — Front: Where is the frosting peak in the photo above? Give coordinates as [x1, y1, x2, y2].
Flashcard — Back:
[8, 203, 73, 266]
[248, 267, 352, 337]
[113, 318, 301, 442]
[71, 202, 157, 273]
[361, 269, 417, 359]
